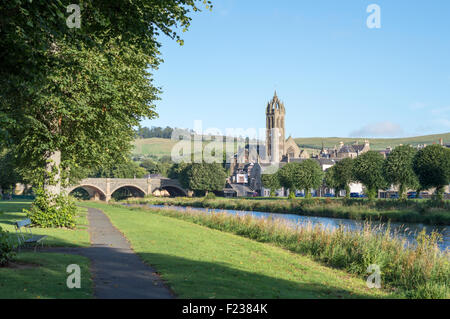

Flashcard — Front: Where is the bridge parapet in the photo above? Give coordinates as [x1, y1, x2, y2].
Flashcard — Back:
[65, 177, 187, 201]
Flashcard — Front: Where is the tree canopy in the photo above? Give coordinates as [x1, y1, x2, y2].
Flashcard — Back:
[278, 160, 324, 198]
[383, 145, 419, 199]
[413, 144, 450, 200]
[333, 157, 355, 198]
[179, 163, 227, 195]
[0, 0, 212, 192]
[353, 151, 387, 200]
[261, 173, 281, 197]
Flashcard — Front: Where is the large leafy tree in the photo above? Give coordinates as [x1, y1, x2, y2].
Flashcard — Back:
[0, 150, 22, 195]
[333, 158, 355, 199]
[353, 151, 387, 200]
[180, 163, 227, 195]
[324, 166, 339, 197]
[413, 145, 450, 200]
[279, 160, 324, 199]
[383, 145, 419, 199]
[261, 173, 281, 197]
[0, 0, 212, 196]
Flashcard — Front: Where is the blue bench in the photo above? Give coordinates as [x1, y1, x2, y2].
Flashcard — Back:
[15, 219, 47, 252]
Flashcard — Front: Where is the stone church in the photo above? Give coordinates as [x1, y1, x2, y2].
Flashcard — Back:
[265, 91, 308, 162]
[225, 92, 309, 197]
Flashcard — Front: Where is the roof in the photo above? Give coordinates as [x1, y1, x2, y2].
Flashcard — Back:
[225, 183, 255, 196]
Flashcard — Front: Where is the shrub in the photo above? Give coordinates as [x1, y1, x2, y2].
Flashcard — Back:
[0, 226, 15, 266]
[24, 187, 77, 228]
[204, 192, 216, 200]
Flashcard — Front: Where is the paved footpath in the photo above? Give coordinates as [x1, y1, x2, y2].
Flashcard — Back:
[45, 207, 174, 299]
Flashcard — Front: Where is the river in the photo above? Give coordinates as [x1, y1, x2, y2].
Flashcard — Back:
[129, 203, 449, 251]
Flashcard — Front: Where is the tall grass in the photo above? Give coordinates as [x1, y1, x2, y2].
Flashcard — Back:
[121, 203, 450, 299]
[127, 197, 450, 225]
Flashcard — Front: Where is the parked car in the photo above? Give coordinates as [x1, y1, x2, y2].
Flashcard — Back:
[324, 193, 335, 197]
[350, 192, 361, 198]
[295, 193, 305, 197]
[407, 192, 417, 199]
[407, 192, 423, 199]
[389, 193, 399, 199]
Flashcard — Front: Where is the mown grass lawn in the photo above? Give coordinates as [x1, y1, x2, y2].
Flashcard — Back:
[0, 200, 90, 247]
[84, 202, 396, 299]
[0, 200, 93, 299]
[0, 252, 92, 299]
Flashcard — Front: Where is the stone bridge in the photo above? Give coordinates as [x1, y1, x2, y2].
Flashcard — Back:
[65, 177, 187, 201]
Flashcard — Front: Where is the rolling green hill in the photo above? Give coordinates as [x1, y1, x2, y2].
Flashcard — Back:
[294, 133, 450, 151]
[132, 133, 450, 158]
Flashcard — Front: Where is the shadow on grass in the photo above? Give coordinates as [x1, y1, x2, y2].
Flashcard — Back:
[134, 252, 384, 299]
[33, 246, 385, 299]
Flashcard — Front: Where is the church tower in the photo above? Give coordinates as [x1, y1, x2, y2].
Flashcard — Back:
[266, 91, 285, 161]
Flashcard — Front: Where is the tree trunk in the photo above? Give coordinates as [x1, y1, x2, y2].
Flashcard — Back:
[44, 150, 61, 197]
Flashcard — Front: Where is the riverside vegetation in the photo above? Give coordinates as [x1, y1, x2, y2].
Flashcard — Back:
[126, 197, 450, 225]
[122, 203, 450, 299]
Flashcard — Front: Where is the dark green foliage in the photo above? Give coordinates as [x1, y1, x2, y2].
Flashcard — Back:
[0, 226, 15, 266]
[261, 173, 281, 196]
[278, 160, 324, 198]
[413, 145, 450, 200]
[24, 188, 77, 228]
[180, 163, 227, 194]
[333, 158, 355, 198]
[90, 160, 147, 178]
[0, 0, 211, 185]
[135, 126, 174, 139]
[324, 166, 339, 195]
[353, 151, 387, 200]
[0, 150, 22, 193]
[139, 158, 172, 176]
[383, 145, 419, 199]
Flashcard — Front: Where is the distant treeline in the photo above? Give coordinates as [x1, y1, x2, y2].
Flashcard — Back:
[135, 126, 174, 139]
[135, 126, 197, 139]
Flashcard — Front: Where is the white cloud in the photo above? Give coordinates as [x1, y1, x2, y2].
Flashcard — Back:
[349, 121, 404, 138]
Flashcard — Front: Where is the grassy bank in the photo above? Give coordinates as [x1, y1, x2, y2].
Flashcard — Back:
[0, 252, 92, 298]
[0, 200, 90, 247]
[119, 202, 449, 298]
[0, 200, 93, 299]
[84, 202, 394, 299]
[127, 197, 450, 225]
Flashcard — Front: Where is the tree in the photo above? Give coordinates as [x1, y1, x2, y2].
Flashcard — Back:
[91, 160, 147, 179]
[261, 173, 281, 197]
[0, 150, 22, 196]
[383, 145, 419, 199]
[278, 160, 324, 199]
[353, 151, 387, 200]
[0, 1, 212, 197]
[324, 166, 339, 197]
[180, 163, 227, 196]
[333, 158, 355, 198]
[140, 159, 161, 175]
[413, 144, 450, 200]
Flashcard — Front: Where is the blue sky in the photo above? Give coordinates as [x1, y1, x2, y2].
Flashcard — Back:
[140, 0, 450, 138]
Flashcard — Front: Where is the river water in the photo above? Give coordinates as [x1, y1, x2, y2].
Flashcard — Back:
[129, 203, 449, 251]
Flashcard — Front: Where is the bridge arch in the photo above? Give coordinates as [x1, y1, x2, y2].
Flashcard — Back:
[110, 185, 146, 200]
[69, 185, 107, 201]
[154, 185, 187, 197]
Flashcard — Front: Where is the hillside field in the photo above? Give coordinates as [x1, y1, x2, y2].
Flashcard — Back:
[132, 133, 450, 157]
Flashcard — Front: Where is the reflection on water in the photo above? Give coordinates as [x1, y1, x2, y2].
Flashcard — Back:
[131, 203, 449, 251]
